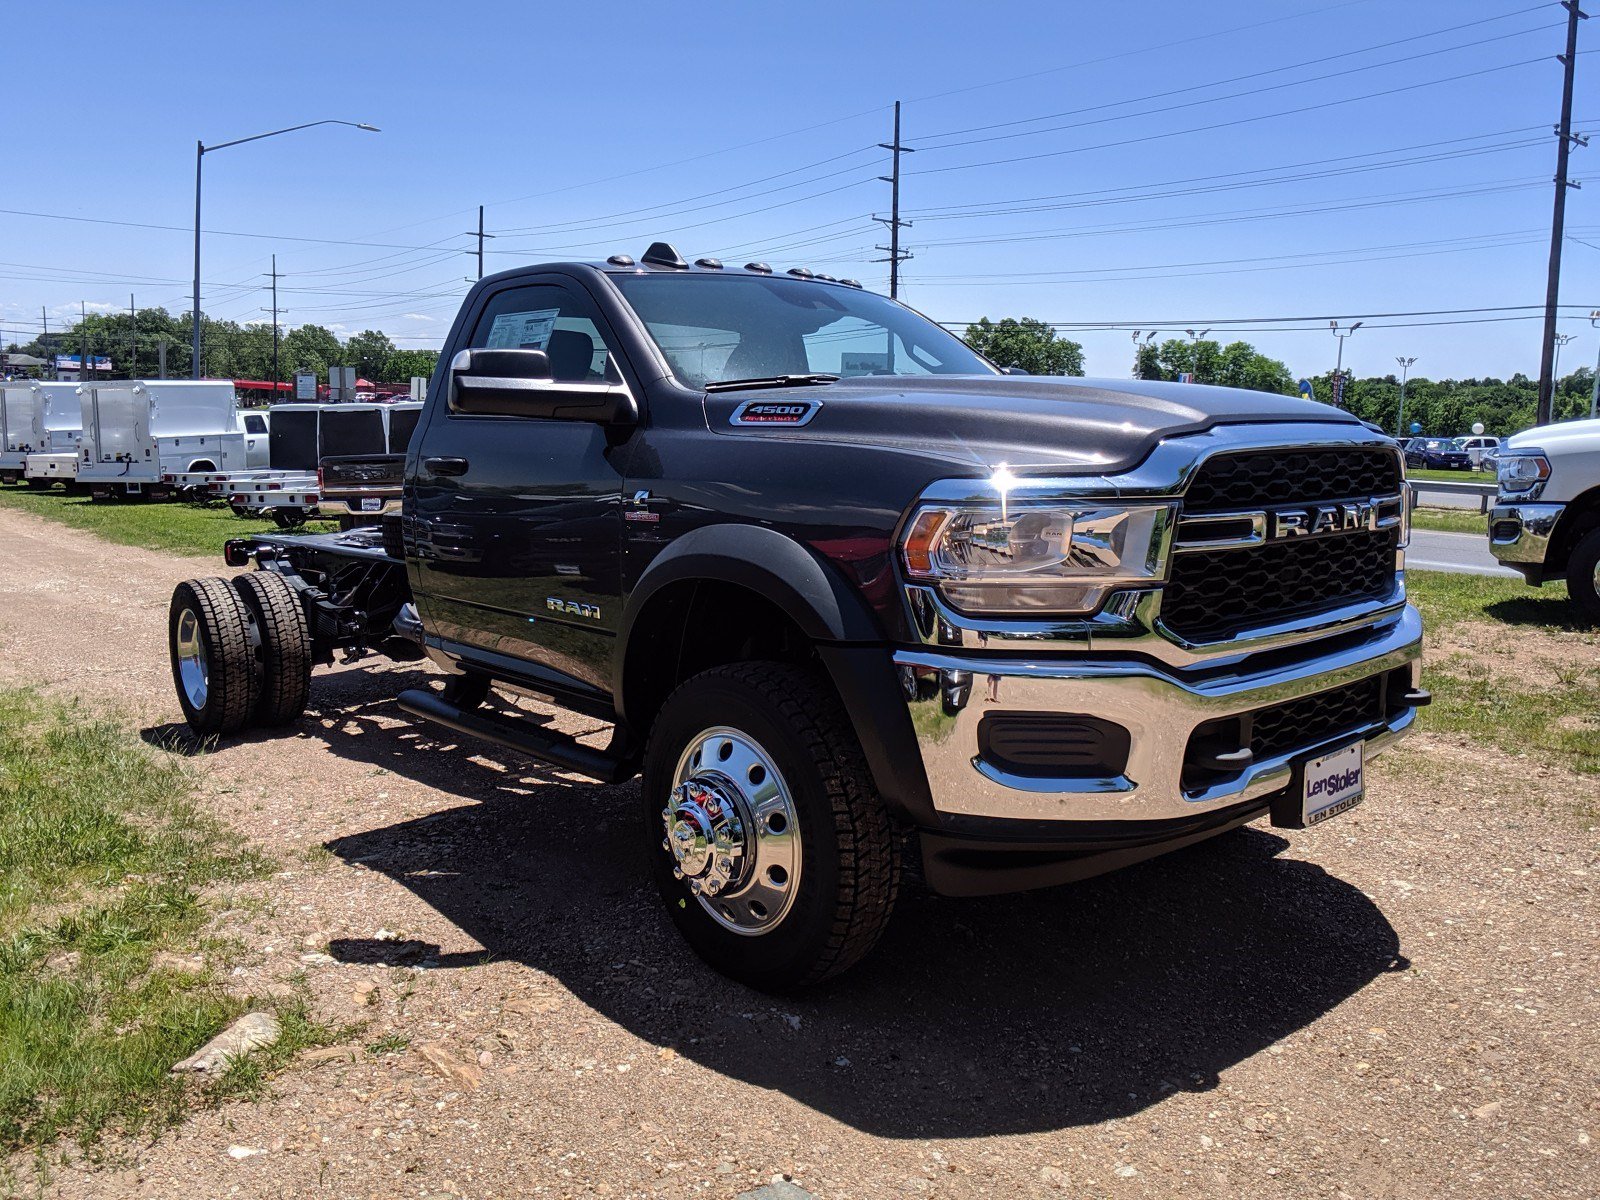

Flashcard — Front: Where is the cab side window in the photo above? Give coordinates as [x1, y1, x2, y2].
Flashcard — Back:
[243, 413, 268, 434]
[466, 283, 614, 384]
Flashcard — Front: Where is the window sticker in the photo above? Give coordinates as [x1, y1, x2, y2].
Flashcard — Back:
[486, 308, 561, 350]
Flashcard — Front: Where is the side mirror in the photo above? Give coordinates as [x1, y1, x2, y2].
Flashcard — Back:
[448, 347, 637, 424]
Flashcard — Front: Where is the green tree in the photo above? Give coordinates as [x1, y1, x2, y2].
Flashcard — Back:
[963, 317, 1085, 376]
[281, 324, 344, 377]
[1137, 337, 1293, 395]
[388, 348, 440, 382]
[344, 330, 397, 380]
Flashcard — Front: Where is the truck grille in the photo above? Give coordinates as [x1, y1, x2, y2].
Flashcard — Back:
[1164, 527, 1399, 642]
[1182, 446, 1401, 509]
[1163, 445, 1403, 644]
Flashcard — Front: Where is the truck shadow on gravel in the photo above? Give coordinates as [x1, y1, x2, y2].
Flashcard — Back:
[293, 675, 1409, 1139]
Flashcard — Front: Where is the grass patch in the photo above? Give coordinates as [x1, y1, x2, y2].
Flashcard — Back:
[0, 688, 276, 1151]
[1409, 506, 1487, 535]
[1407, 571, 1599, 784]
[1408, 568, 1579, 633]
[0, 485, 335, 559]
[1406, 467, 1494, 483]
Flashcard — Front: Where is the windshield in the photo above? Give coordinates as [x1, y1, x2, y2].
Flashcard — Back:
[612, 273, 995, 388]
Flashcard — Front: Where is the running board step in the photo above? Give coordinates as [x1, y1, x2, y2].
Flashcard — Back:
[396, 688, 635, 784]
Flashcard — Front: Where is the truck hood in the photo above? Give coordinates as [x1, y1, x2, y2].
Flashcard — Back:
[704, 374, 1363, 477]
[1507, 415, 1600, 454]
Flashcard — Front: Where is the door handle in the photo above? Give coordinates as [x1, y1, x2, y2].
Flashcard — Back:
[423, 456, 470, 477]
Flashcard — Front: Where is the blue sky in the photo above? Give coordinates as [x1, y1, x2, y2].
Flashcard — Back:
[5, 0, 1599, 382]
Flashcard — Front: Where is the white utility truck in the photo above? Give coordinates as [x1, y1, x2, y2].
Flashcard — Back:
[22, 382, 87, 488]
[77, 381, 267, 500]
[1, 380, 43, 485]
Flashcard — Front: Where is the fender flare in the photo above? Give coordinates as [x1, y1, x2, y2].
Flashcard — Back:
[617, 523, 883, 661]
[615, 524, 938, 828]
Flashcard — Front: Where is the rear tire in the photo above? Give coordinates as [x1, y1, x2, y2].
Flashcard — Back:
[169, 578, 259, 736]
[271, 506, 306, 529]
[25, 478, 51, 490]
[232, 571, 312, 726]
[642, 662, 900, 991]
[1566, 527, 1600, 624]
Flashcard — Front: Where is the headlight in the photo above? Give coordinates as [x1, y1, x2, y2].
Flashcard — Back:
[900, 501, 1174, 615]
[1497, 452, 1550, 493]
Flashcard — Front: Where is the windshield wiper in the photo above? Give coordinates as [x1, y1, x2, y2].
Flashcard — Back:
[704, 373, 841, 393]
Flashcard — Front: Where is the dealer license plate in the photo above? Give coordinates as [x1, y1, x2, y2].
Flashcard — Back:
[361, 497, 383, 512]
[1302, 741, 1365, 826]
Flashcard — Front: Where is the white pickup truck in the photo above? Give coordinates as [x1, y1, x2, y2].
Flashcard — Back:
[1489, 417, 1600, 621]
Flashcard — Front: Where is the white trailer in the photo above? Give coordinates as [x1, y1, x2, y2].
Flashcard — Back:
[1, 381, 43, 484]
[77, 381, 268, 501]
[22, 382, 87, 488]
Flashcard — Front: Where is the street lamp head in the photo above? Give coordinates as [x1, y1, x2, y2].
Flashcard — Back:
[356, 123, 381, 132]
[1351, 321, 1363, 332]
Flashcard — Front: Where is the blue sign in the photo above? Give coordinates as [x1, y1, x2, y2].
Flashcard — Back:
[1297, 378, 1314, 402]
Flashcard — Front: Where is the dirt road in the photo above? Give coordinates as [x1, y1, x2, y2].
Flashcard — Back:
[1, 505, 1596, 1199]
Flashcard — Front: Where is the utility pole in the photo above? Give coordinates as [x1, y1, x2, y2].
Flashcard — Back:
[128, 294, 137, 378]
[264, 255, 284, 388]
[41, 307, 49, 378]
[80, 301, 89, 384]
[872, 101, 915, 298]
[1395, 356, 1417, 437]
[462, 205, 494, 280]
[1539, 0, 1588, 426]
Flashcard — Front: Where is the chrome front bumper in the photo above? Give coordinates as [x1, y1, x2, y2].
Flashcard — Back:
[893, 605, 1422, 824]
[1489, 502, 1564, 567]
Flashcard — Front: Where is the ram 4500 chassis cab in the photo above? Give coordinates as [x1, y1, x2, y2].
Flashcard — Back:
[168, 243, 1427, 989]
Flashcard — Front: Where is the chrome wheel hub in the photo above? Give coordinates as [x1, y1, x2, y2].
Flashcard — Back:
[175, 607, 209, 709]
[666, 726, 800, 936]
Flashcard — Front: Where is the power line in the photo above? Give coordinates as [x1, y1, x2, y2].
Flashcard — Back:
[910, 53, 1591, 176]
[914, 15, 1559, 151]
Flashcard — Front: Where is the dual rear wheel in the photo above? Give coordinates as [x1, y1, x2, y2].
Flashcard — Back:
[168, 572, 311, 736]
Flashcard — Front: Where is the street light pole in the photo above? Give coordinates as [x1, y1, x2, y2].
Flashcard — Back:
[1330, 321, 1363, 408]
[1589, 310, 1600, 418]
[191, 119, 380, 378]
[1395, 356, 1417, 437]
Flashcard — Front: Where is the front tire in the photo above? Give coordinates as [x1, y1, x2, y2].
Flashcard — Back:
[169, 578, 259, 736]
[642, 662, 899, 991]
[1566, 527, 1600, 624]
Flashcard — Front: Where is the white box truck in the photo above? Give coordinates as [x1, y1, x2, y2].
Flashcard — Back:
[77, 381, 267, 501]
[0, 381, 42, 485]
[22, 382, 87, 488]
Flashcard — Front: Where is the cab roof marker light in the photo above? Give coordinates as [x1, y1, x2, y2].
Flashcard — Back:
[606, 254, 635, 266]
[695, 257, 724, 269]
[787, 267, 814, 279]
[840, 278, 863, 288]
[745, 262, 773, 274]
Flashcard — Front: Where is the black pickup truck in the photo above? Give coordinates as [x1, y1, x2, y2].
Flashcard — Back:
[166, 242, 1427, 989]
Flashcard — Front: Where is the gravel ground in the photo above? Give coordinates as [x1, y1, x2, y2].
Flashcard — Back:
[1, 505, 1596, 1199]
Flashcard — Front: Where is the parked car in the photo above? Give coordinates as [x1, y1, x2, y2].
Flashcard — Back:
[1490, 417, 1600, 622]
[1405, 437, 1471, 471]
[1457, 434, 1501, 470]
[164, 242, 1427, 989]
